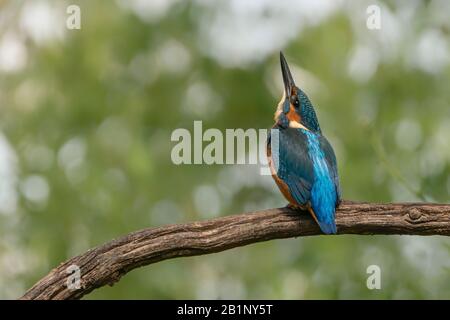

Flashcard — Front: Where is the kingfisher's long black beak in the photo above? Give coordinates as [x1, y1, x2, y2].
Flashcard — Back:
[280, 52, 296, 97]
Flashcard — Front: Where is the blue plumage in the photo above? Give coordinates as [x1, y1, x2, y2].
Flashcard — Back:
[267, 52, 341, 234]
[304, 130, 338, 234]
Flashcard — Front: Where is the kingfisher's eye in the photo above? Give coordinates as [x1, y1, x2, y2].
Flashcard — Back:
[293, 98, 300, 108]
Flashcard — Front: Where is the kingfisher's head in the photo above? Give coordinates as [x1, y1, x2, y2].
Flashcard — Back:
[275, 52, 321, 134]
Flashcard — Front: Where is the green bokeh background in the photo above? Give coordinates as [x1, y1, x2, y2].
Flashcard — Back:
[0, 0, 449, 299]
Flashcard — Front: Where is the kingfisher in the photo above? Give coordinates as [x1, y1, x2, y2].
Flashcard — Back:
[267, 52, 341, 234]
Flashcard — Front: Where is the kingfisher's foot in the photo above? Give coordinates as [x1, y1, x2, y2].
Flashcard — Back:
[285, 203, 296, 210]
[285, 203, 307, 212]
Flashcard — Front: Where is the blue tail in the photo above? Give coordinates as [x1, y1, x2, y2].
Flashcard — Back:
[304, 130, 339, 235]
[318, 221, 337, 235]
[311, 189, 338, 234]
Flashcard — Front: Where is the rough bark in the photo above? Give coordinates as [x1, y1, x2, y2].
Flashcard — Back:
[20, 200, 450, 300]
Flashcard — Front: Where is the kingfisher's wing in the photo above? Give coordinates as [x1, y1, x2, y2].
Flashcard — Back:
[318, 135, 341, 203]
[268, 126, 314, 205]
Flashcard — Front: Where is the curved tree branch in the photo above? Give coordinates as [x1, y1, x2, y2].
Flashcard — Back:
[20, 200, 450, 300]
